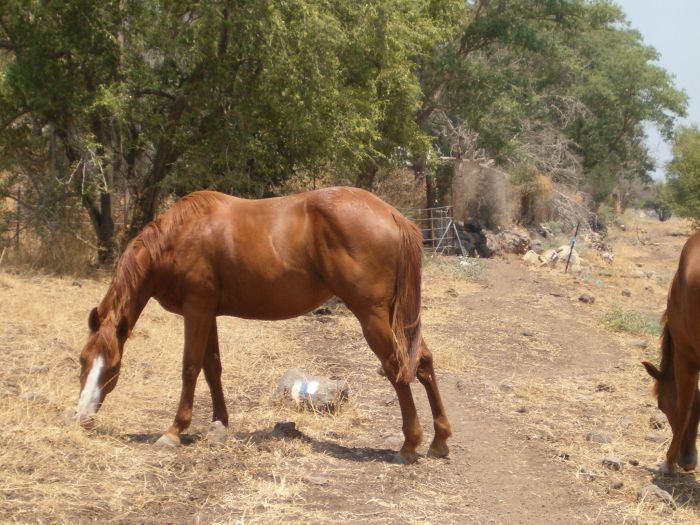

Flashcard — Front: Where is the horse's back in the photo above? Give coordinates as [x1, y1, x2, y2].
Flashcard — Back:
[157, 187, 413, 320]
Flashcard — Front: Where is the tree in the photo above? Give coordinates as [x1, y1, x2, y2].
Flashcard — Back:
[0, 1, 439, 262]
[664, 126, 700, 226]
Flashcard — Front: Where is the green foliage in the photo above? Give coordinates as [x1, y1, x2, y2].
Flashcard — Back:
[0, 0, 689, 265]
[601, 305, 660, 335]
[663, 126, 700, 226]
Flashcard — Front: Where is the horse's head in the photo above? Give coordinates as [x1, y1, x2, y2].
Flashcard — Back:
[643, 361, 677, 421]
[77, 307, 129, 428]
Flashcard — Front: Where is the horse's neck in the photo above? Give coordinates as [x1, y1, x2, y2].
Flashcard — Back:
[108, 248, 154, 331]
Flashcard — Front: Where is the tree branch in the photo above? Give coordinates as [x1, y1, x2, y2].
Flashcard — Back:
[133, 88, 177, 101]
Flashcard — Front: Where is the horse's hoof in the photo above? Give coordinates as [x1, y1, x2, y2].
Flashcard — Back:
[392, 450, 419, 465]
[79, 416, 96, 431]
[154, 433, 180, 448]
[659, 460, 676, 475]
[207, 421, 227, 446]
[427, 441, 450, 459]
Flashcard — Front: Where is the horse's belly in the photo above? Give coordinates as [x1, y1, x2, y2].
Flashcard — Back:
[216, 275, 333, 320]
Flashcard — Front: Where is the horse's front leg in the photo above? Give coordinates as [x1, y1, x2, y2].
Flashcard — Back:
[679, 388, 700, 471]
[156, 309, 215, 447]
[662, 360, 698, 473]
[202, 320, 229, 444]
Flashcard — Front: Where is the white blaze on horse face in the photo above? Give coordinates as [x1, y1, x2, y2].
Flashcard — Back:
[77, 354, 104, 420]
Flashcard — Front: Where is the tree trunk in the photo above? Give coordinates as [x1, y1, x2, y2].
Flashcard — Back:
[83, 191, 116, 265]
[127, 183, 160, 239]
[355, 162, 379, 190]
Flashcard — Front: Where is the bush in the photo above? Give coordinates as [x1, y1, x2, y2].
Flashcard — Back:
[601, 305, 660, 335]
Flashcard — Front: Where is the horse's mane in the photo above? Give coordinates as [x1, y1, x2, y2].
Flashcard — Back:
[100, 191, 227, 320]
[653, 310, 674, 396]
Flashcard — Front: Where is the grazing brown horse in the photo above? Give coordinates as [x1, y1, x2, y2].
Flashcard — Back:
[77, 187, 451, 463]
[643, 232, 700, 473]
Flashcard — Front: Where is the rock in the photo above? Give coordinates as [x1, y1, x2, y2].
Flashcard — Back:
[304, 476, 330, 486]
[617, 417, 633, 429]
[579, 294, 595, 304]
[516, 407, 527, 414]
[445, 288, 459, 298]
[637, 484, 677, 509]
[272, 421, 303, 439]
[601, 252, 614, 264]
[498, 229, 531, 255]
[313, 307, 332, 316]
[71, 280, 82, 287]
[541, 248, 559, 268]
[650, 413, 667, 430]
[595, 383, 615, 393]
[521, 331, 535, 337]
[522, 250, 542, 266]
[645, 431, 668, 444]
[586, 431, 612, 444]
[629, 459, 640, 466]
[609, 480, 624, 490]
[631, 340, 648, 349]
[206, 420, 227, 446]
[455, 219, 493, 258]
[621, 288, 631, 297]
[274, 368, 349, 413]
[602, 457, 623, 471]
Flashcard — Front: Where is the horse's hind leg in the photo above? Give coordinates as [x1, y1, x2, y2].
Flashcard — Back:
[416, 340, 452, 458]
[359, 308, 422, 464]
[156, 309, 214, 447]
[202, 320, 229, 444]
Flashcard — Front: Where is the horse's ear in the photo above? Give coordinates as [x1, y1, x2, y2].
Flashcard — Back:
[642, 361, 662, 380]
[88, 307, 100, 332]
[116, 317, 129, 340]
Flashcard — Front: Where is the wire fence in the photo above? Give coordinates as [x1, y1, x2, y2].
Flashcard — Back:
[403, 205, 465, 256]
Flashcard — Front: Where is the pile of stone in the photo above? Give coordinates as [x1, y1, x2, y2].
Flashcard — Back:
[522, 244, 583, 273]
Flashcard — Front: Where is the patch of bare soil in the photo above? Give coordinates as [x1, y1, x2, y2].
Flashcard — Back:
[0, 214, 696, 524]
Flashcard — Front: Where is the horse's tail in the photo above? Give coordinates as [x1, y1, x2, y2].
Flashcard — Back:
[391, 213, 423, 385]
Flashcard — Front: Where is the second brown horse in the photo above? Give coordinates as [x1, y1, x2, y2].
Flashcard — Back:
[644, 231, 700, 473]
[76, 187, 452, 463]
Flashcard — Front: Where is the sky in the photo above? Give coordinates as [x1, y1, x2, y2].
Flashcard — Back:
[614, 0, 700, 180]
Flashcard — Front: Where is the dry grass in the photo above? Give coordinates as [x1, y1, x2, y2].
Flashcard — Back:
[2, 213, 699, 524]
[0, 257, 484, 524]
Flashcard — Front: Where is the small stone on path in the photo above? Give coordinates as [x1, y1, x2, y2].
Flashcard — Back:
[578, 294, 595, 304]
[649, 413, 666, 430]
[602, 457, 622, 471]
[586, 431, 612, 444]
[645, 431, 667, 444]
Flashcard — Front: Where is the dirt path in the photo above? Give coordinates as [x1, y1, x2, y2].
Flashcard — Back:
[285, 258, 627, 524]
